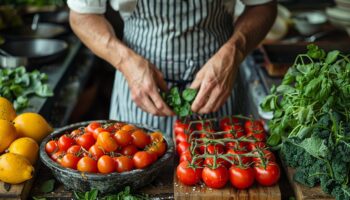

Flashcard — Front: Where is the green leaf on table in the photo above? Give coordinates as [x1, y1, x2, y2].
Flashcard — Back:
[267, 133, 281, 146]
[35, 84, 54, 97]
[40, 179, 55, 193]
[325, 50, 340, 64]
[182, 88, 197, 102]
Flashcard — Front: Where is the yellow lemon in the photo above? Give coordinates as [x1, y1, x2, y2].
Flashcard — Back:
[13, 113, 53, 143]
[0, 119, 18, 153]
[8, 137, 39, 165]
[0, 153, 34, 184]
[0, 97, 16, 121]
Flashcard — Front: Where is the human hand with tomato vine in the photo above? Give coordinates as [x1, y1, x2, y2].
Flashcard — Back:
[190, 43, 243, 114]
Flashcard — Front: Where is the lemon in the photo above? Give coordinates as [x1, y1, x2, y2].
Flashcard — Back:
[0, 97, 16, 121]
[14, 113, 53, 143]
[0, 153, 34, 184]
[8, 137, 39, 165]
[0, 119, 18, 153]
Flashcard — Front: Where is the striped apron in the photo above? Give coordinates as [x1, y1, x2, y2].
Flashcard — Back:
[110, 0, 239, 136]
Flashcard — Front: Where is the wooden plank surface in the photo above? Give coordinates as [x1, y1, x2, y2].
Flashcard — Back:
[283, 166, 333, 200]
[174, 170, 281, 200]
[0, 179, 34, 200]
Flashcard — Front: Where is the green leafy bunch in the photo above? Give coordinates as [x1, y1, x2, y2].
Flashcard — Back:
[0, 66, 53, 111]
[73, 187, 149, 200]
[162, 87, 198, 117]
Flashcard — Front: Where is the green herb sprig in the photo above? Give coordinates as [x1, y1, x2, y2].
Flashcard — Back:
[162, 87, 198, 117]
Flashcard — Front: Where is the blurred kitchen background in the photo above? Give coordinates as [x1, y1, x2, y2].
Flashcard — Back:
[0, 0, 349, 127]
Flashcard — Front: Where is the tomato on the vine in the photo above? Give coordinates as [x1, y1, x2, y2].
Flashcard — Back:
[254, 162, 280, 186]
[206, 144, 225, 155]
[247, 129, 266, 142]
[204, 157, 231, 168]
[70, 129, 83, 138]
[121, 124, 136, 132]
[88, 144, 105, 159]
[77, 156, 98, 173]
[133, 151, 154, 169]
[202, 166, 228, 189]
[248, 141, 266, 151]
[175, 131, 188, 144]
[121, 145, 138, 156]
[76, 133, 95, 150]
[113, 122, 126, 131]
[45, 140, 58, 155]
[177, 141, 190, 155]
[114, 156, 134, 172]
[253, 149, 276, 164]
[93, 127, 107, 140]
[226, 148, 251, 165]
[131, 130, 151, 149]
[61, 153, 80, 169]
[97, 155, 116, 174]
[176, 161, 202, 186]
[86, 122, 101, 134]
[220, 117, 240, 130]
[229, 166, 255, 189]
[114, 130, 133, 147]
[174, 120, 192, 136]
[58, 135, 75, 151]
[244, 120, 264, 133]
[51, 151, 65, 163]
[96, 132, 119, 152]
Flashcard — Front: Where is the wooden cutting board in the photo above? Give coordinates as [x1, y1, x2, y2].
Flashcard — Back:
[283, 166, 334, 200]
[0, 179, 34, 200]
[174, 171, 281, 200]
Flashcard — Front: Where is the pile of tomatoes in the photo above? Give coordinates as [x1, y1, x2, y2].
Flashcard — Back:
[175, 116, 281, 189]
[45, 122, 167, 174]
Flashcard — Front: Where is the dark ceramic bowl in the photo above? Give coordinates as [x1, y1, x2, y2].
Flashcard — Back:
[39, 120, 174, 194]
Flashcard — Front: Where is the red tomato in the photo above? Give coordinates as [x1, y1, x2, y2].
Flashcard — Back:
[177, 141, 190, 155]
[58, 135, 75, 151]
[131, 130, 151, 149]
[93, 127, 107, 140]
[220, 117, 240, 130]
[51, 151, 65, 164]
[121, 124, 136, 132]
[195, 122, 214, 131]
[206, 144, 225, 155]
[150, 132, 164, 143]
[175, 132, 188, 144]
[70, 129, 83, 138]
[253, 150, 276, 164]
[114, 130, 133, 147]
[174, 120, 192, 136]
[61, 153, 80, 169]
[114, 156, 134, 172]
[176, 161, 202, 186]
[223, 125, 245, 138]
[244, 120, 264, 133]
[248, 141, 266, 151]
[254, 162, 280, 186]
[45, 140, 58, 155]
[121, 145, 138, 156]
[133, 151, 154, 169]
[77, 156, 98, 173]
[147, 142, 167, 157]
[88, 144, 105, 159]
[247, 129, 266, 142]
[204, 157, 231, 168]
[96, 132, 119, 152]
[202, 166, 228, 189]
[226, 148, 251, 165]
[86, 122, 102, 133]
[76, 133, 95, 150]
[229, 166, 255, 189]
[113, 122, 126, 131]
[147, 150, 158, 162]
[180, 150, 203, 165]
[104, 124, 117, 133]
[97, 155, 116, 174]
[67, 145, 82, 156]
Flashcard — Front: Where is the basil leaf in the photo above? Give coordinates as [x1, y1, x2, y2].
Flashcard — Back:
[40, 179, 55, 193]
[325, 50, 339, 64]
[267, 133, 281, 146]
[182, 88, 197, 102]
[179, 102, 191, 117]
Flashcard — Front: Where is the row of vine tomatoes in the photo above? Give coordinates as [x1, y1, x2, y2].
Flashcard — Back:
[45, 122, 167, 174]
[175, 117, 281, 189]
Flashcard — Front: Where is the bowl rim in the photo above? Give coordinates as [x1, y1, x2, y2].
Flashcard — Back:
[39, 120, 174, 179]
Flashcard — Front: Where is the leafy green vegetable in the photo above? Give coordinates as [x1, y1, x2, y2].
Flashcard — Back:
[262, 44, 350, 200]
[40, 179, 55, 193]
[0, 66, 53, 111]
[162, 87, 198, 117]
[73, 187, 149, 200]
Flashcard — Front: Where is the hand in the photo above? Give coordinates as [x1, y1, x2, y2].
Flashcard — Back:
[190, 44, 243, 114]
[119, 51, 174, 116]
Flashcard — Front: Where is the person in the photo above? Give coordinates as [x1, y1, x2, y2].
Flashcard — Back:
[67, 0, 277, 135]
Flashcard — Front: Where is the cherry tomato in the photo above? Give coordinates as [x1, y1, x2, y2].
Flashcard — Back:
[51, 151, 65, 164]
[248, 141, 266, 151]
[220, 117, 240, 130]
[114, 156, 134, 172]
[97, 131, 119, 152]
[131, 130, 151, 149]
[254, 162, 280, 186]
[247, 129, 266, 142]
[176, 161, 202, 186]
[70, 129, 84, 138]
[175, 131, 188, 144]
[147, 142, 167, 157]
[58, 135, 75, 151]
[177, 141, 190, 155]
[226, 148, 251, 165]
[121, 145, 138, 156]
[76, 133, 95, 150]
[206, 144, 225, 155]
[77, 156, 98, 173]
[252, 149, 276, 164]
[223, 125, 245, 138]
[150, 132, 164, 143]
[97, 155, 116, 174]
[133, 151, 154, 169]
[86, 122, 102, 133]
[229, 166, 255, 189]
[179, 150, 204, 166]
[93, 127, 107, 140]
[114, 122, 126, 131]
[61, 153, 80, 169]
[114, 130, 133, 147]
[121, 124, 136, 132]
[67, 145, 82, 156]
[174, 120, 192, 136]
[202, 166, 228, 189]
[204, 157, 231, 168]
[244, 120, 264, 133]
[147, 151, 158, 162]
[104, 124, 117, 133]
[45, 140, 58, 155]
[88, 144, 105, 159]
[195, 122, 214, 131]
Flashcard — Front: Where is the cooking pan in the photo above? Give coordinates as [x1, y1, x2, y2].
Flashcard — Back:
[1, 23, 67, 39]
[23, 10, 69, 25]
[0, 39, 68, 69]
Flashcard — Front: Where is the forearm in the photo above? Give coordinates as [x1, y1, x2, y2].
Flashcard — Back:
[226, 1, 277, 61]
[69, 11, 131, 70]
